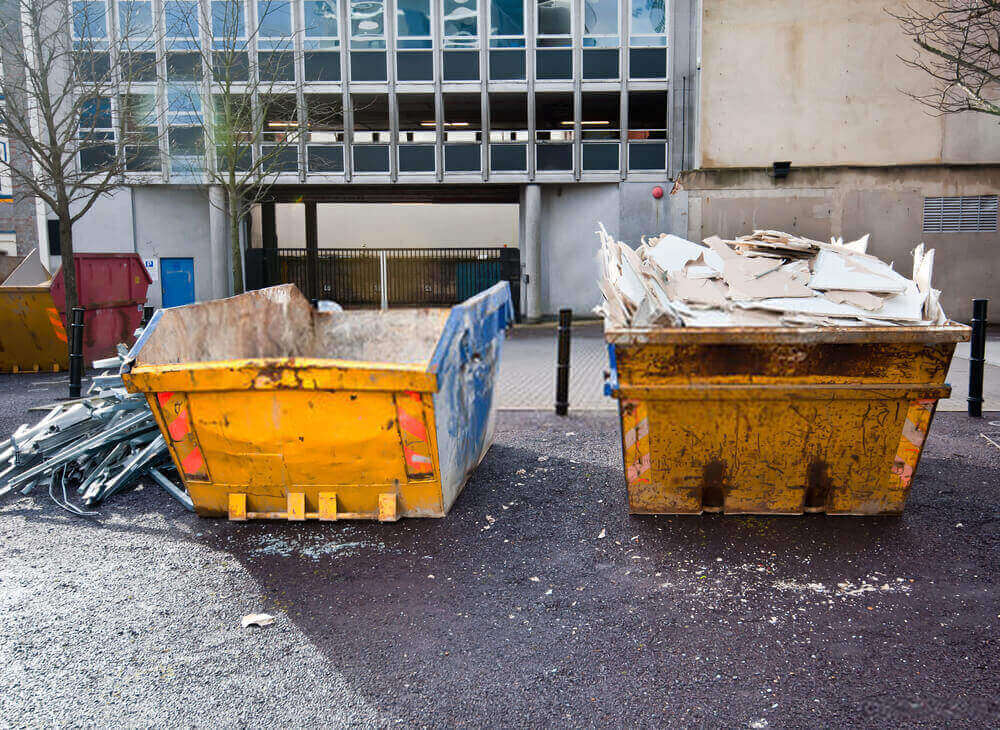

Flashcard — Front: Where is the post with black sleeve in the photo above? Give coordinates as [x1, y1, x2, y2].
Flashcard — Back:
[68, 307, 85, 399]
[555, 308, 572, 416]
[968, 298, 988, 417]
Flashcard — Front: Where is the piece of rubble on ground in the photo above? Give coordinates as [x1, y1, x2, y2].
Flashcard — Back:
[0, 345, 192, 515]
[595, 225, 948, 328]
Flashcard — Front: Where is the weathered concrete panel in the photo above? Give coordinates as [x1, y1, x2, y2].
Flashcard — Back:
[699, 194, 833, 242]
[844, 189, 998, 324]
[681, 166, 1000, 322]
[132, 187, 214, 306]
[699, 0, 1000, 168]
[539, 183, 619, 315]
[617, 182, 687, 247]
[69, 189, 135, 258]
[263, 202, 519, 249]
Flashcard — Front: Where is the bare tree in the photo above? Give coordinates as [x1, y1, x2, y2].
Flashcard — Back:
[0, 0, 162, 316]
[890, 1, 1000, 118]
[167, 0, 341, 295]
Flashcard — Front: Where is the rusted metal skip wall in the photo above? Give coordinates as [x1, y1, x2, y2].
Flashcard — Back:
[606, 325, 969, 516]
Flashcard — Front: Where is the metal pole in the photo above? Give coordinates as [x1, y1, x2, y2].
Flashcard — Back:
[379, 251, 389, 311]
[68, 307, 85, 399]
[968, 298, 988, 418]
[555, 308, 572, 416]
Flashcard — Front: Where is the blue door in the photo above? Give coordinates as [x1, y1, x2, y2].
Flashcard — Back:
[160, 257, 195, 308]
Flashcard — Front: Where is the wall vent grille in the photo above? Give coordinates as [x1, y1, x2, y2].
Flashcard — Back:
[922, 195, 998, 233]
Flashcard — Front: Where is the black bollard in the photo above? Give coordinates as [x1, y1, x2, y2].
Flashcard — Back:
[68, 307, 85, 399]
[968, 299, 988, 418]
[555, 308, 572, 416]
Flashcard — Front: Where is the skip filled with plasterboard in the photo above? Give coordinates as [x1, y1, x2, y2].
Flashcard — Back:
[594, 226, 948, 328]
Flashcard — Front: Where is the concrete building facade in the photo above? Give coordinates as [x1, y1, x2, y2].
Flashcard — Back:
[682, 0, 999, 322]
[1, 0, 996, 321]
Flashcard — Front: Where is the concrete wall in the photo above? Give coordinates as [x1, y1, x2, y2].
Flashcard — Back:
[69, 189, 135, 257]
[698, 0, 1000, 168]
[617, 181, 689, 247]
[537, 183, 620, 316]
[260, 202, 520, 249]
[527, 182, 690, 317]
[65, 186, 219, 307]
[132, 188, 215, 306]
[681, 166, 1000, 322]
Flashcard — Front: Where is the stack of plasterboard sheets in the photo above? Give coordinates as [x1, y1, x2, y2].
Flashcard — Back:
[595, 225, 947, 328]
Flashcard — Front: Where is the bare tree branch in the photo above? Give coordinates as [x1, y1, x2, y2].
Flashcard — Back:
[167, 0, 343, 295]
[0, 0, 165, 320]
[889, 1, 1000, 118]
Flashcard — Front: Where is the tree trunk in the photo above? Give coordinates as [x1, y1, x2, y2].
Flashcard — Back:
[228, 188, 244, 295]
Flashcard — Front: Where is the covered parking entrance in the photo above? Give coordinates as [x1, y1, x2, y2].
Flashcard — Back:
[245, 185, 521, 318]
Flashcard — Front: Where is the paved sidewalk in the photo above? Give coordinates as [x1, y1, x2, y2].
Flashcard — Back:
[497, 322, 1000, 413]
[497, 321, 613, 411]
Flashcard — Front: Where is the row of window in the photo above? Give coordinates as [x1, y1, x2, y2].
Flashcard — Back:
[82, 89, 665, 145]
[73, 0, 667, 52]
[82, 46, 666, 82]
[82, 138, 666, 174]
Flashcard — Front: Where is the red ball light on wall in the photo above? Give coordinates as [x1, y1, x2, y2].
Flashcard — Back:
[652, 186, 664, 199]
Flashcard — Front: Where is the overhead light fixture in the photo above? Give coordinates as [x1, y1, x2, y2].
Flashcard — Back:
[419, 121, 470, 127]
[267, 121, 297, 128]
[559, 120, 610, 126]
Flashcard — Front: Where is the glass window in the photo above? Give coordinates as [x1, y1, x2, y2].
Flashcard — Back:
[630, 0, 666, 46]
[165, 0, 199, 48]
[212, 1, 246, 39]
[80, 97, 113, 131]
[258, 1, 292, 37]
[168, 87, 202, 117]
[304, 0, 339, 36]
[303, 0, 340, 50]
[118, 1, 153, 43]
[397, 0, 431, 48]
[490, 0, 524, 48]
[536, 0, 570, 46]
[443, 0, 478, 48]
[351, 0, 386, 49]
[73, 1, 107, 39]
[123, 94, 159, 139]
[584, 0, 616, 35]
[583, 0, 617, 47]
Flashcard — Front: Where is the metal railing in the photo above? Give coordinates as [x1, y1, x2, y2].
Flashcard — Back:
[246, 246, 521, 319]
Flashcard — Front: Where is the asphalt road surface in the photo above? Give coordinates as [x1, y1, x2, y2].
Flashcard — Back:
[1, 374, 998, 728]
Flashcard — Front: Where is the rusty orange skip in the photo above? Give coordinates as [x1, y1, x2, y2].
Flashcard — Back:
[605, 324, 970, 516]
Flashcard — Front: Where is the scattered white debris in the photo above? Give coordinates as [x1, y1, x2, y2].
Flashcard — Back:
[529, 576, 540, 582]
[597, 528, 606, 539]
[241, 613, 275, 628]
[250, 533, 384, 561]
[980, 433, 1000, 452]
[595, 225, 948, 328]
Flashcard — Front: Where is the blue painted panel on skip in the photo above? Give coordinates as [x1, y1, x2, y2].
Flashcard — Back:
[428, 281, 513, 511]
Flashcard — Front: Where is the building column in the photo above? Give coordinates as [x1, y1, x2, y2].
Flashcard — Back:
[208, 185, 229, 299]
[523, 183, 542, 321]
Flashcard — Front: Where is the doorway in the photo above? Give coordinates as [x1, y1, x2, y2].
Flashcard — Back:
[161, 257, 195, 307]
